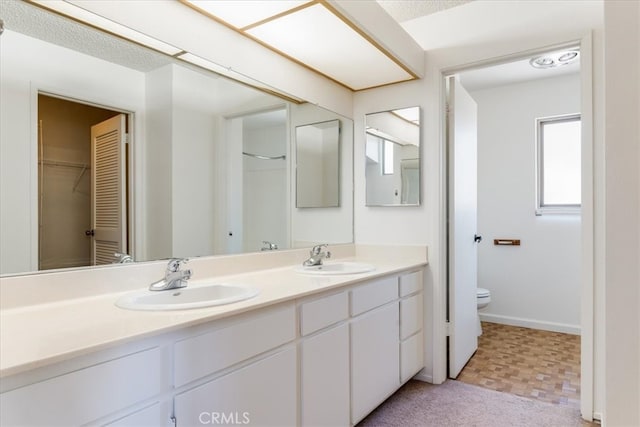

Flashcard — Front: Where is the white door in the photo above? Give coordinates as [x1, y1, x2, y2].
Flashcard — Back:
[91, 114, 127, 265]
[448, 76, 480, 378]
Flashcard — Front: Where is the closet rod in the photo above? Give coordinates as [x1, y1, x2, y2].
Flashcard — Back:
[242, 151, 286, 160]
[39, 159, 91, 169]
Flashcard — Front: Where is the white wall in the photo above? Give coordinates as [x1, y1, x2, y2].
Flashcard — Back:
[145, 64, 221, 260]
[472, 74, 582, 333]
[603, 1, 640, 425]
[0, 30, 146, 274]
[144, 65, 173, 261]
[290, 104, 353, 247]
[171, 65, 218, 259]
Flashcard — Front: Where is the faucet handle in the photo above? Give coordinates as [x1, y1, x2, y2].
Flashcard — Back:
[311, 244, 328, 256]
[167, 258, 189, 273]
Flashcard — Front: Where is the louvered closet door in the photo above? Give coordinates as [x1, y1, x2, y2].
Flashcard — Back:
[91, 114, 127, 265]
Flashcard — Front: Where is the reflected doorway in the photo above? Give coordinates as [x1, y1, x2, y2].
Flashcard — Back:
[224, 107, 289, 254]
[37, 94, 129, 270]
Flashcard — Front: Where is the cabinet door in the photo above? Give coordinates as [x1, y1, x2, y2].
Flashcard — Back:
[175, 348, 296, 427]
[351, 302, 400, 424]
[105, 401, 172, 427]
[400, 293, 423, 340]
[401, 332, 424, 383]
[0, 347, 166, 426]
[301, 323, 350, 426]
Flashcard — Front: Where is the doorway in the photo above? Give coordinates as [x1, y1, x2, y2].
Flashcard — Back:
[37, 94, 130, 270]
[445, 42, 593, 418]
[223, 107, 289, 254]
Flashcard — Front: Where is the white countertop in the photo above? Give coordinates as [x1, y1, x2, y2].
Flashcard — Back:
[0, 250, 427, 378]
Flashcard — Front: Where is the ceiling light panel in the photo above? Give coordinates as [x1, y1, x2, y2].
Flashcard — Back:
[187, 0, 311, 29]
[246, 3, 413, 90]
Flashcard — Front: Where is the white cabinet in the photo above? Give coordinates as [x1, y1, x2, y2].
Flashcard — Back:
[173, 304, 297, 427]
[1, 268, 425, 427]
[351, 302, 400, 424]
[300, 292, 350, 426]
[174, 348, 297, 427]
[401, 332, 424, 383]
[105, 401, 173, 427]
[0, 347, 168, 426]
[301, 323, 350, 427]
[351, 275, 398, 316]
[400, 293, 422, 340]
[174, 304, 295, 387]
[300, 291, 348, 336]
[399, 272, 424, 383]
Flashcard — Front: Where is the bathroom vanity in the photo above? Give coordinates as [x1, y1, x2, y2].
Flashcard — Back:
[0, 245, 427, 426]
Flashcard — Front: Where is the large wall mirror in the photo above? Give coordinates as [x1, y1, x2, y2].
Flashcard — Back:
[296, 119, 340, 208]
[0, 1, 354, 276]
[365, 107, 421, 206]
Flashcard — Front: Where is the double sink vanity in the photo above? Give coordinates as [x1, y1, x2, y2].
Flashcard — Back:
[0, 244, 427, 426]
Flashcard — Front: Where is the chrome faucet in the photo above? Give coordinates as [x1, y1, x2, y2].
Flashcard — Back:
[149, 258, 192, 291]
[303, 244, 331, 267]
[261, 241, 279, 251]
[113, 252, 134, 263]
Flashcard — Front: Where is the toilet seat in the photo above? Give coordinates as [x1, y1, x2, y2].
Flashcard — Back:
[477, 288, 490, 298]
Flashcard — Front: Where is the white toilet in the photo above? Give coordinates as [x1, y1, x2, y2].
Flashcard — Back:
[477, 288, 491, 336]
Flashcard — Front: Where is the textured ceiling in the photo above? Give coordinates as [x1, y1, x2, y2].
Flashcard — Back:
[377, 0, 474, 23]
[0, 0, 171, 72]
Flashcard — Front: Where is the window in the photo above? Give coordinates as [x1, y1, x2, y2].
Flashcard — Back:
[536, 114, 581, 214]
[383, 140, 395, 175]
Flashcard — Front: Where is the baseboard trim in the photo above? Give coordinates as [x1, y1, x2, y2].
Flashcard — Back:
[593, 412, 602, 422]
[479, 313, 581, 335]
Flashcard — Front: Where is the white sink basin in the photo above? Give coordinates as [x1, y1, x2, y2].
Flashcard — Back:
[294, 261, 375, 275]
[116, 283, 259, 311]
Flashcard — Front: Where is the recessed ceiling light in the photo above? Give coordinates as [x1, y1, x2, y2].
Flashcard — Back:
[530, 50, 580, 69]
[558, 51, 579, 63]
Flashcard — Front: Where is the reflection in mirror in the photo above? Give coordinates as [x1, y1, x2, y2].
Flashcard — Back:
[365, 107, 421, 206]
[296, 120, 340, 208]
[0, 1, 354, 276]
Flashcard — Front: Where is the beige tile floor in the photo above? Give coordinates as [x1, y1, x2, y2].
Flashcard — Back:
[457, 322, 582, 408]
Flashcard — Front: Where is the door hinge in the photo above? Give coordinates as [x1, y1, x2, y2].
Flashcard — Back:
[445, 320, 452, 336]
[125, 133, 130, 145]
[170, 416, 177, 427]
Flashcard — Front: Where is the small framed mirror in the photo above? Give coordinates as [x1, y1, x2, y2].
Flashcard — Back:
[365, 107, 421, 206]
[295, 119, 341, 208]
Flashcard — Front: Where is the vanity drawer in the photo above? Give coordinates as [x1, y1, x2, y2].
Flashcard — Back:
[300, 291, 348, 336]
[399, 271, 423, 297]
[400, 293, 423, 340]
[174, 304, 295, 387]
[0, 347, 165, 426]
[400, 331, 424, 382]
[351, 276, 398, 316]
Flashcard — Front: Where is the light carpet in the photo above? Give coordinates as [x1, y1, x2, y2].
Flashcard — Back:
[357, 380, 597, 427]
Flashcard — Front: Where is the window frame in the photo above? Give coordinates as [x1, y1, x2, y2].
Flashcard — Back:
[535, 113, 582, 215]
[382, 139, 395, 175]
